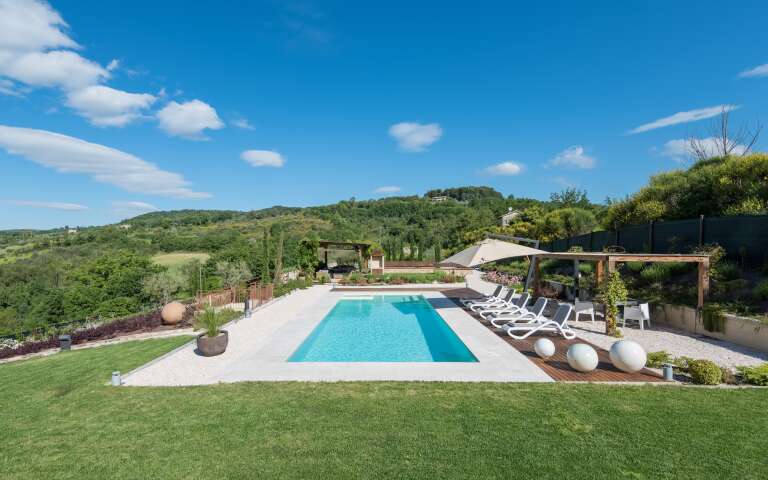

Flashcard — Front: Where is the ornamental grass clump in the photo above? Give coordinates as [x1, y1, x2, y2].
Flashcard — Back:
[194, 307, 237, 338]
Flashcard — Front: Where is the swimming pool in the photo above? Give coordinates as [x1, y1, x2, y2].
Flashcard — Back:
[288, 295, 478, 362]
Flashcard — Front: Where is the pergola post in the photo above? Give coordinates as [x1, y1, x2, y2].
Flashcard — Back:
[532, 256, 542, 296]
[596, 260, 605, 286]
[573, 259, 580, 299]
[697, 258, 710, 310]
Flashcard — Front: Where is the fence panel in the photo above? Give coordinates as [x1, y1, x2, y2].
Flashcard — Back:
[652, 219, 700, 254]
[249, 283, 275, 307]
[619, 224, 650, 253]
[705, 215, 768, 263]
[590, 231, 613, 252]
[569, 233, 592, 251]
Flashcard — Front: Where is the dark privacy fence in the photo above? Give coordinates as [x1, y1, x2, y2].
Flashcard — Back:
[540, 215, 768, 263]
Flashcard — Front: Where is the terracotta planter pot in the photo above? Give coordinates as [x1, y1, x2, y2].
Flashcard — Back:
[196, 330, 228, 357]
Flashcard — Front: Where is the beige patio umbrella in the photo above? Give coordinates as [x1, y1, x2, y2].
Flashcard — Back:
[440, 238, 545, 267]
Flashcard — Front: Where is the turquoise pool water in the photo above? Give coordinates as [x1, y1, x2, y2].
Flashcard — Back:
[288, 295, 478, 362]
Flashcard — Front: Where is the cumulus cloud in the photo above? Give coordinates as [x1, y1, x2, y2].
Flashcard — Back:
[157, 100, 224, 139]
[627, 105, 739, 134]
[482, 161, 524, 176]
[66, 85, 156, 127]
[660, 137, 747, 163]
[8, 200, 87, 210]
[0, 125, 210, 198]
[549, 146, 596, 169]
[388, 122, 442, 152]
[0, 49, 107, 89]
[0, 1, 169, 128]
[738, 63, 768, 78]
[240, 150, 285, 167]
[0, 0, 78, 52]
[373, 185, 401, 194]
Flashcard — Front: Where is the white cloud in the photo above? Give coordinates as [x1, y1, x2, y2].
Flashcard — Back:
[0, 125, 210, 198]
[627, 105, 739, 134]
[738, 63, 768, 78]
[388, 122, 442, 152]
[157, 100, 224, 139]
[0, 1, 109, 91]
[0, 2, 160, 129]
[66, 85, 156, 127]
[660, 137, 747, 163]
[112, 201, 158, 213]
[549, 145, 596, 169]
[0, 49, 107, 89]
[0, 78, 23, 96]
[374, 185, 401, 194]
[482, 161, 524, 176]
[231, 117, 254, 130]
[240, 150, 285, 167]
[8, 200, 87, 210]
[0, 0, 78, 52]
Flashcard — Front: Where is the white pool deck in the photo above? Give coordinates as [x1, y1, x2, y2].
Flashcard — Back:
[123, 279, 552, 386]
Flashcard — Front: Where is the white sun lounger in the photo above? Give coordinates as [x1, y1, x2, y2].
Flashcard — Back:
[504, 304, 576, 340]
[478, 292, 531, 319]
[461, 285, 503, 307]
[468, 289, 516, 313]
[489, 297, 547, 327]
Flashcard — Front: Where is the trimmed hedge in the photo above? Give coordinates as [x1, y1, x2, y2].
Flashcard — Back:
[0, 307, 191, 360]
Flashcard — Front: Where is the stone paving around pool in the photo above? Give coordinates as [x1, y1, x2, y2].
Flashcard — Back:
[122, 283, 552, 386]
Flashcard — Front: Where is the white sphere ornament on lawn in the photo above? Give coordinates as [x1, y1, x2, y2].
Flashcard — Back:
[534, 338, 556, 359]
[567, 343, 599, 373]
[609, 340, 647, 373]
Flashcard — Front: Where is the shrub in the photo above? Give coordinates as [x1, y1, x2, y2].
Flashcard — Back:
[753, 280, 768, 300]
[578, 263, 593, 275]
[640, 264, 672, 284]
[702, 304, 726, 333]
[715, 262, 740, 281]
[672, 356, 694, 372]
[736, 363, 768, 386]
[687, 359, 722, 385]
[646, 351, 672, 368]
[625, 261, 645, 273]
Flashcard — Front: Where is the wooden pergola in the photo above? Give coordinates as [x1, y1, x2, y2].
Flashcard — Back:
[531, 252, 711, 311]
[318, 240, 371, 272]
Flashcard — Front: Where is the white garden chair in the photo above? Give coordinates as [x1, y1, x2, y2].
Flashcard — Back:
[573, 299, 596, 324]
[621, 303, 650, 330]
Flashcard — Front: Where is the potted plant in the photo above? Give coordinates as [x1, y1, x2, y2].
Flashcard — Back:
[195, 307, 229, 356]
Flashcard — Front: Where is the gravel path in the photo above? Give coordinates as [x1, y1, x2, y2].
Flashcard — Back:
[572, 320, 767, 369]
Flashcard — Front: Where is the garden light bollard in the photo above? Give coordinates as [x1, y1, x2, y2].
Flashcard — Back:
[662, 364, 674, 381]
[58, 335, 72, 351]
[111, 371, 122, 386]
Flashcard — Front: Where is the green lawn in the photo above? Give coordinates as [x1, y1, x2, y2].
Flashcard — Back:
[1, 338, 766, 479]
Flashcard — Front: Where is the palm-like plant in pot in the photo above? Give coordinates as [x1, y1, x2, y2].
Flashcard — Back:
[195, 307, 229, 356]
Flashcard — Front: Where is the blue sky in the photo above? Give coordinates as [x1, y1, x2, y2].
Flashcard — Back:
[1, 0, 768, 229]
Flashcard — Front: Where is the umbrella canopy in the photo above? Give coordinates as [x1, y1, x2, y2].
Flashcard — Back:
[440, 238, 545, 267]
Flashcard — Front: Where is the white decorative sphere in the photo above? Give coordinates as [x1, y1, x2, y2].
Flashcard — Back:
[533, 338, 556, 359]
[609, 340, 647, 373]
[567, 343, 599, 373]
